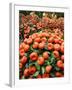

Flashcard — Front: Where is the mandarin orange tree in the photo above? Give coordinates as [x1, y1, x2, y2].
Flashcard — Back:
[19, 11, 64, 79]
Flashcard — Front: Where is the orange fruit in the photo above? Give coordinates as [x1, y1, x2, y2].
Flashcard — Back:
[41, 37, 47, 42]
[19, 49, 25, 56]
[20, 56, 27, 64]
[37, 57, 44, 65]
[30, 52, 38, 61]
[56, 60, 63, 68]
[24, 44, 30, 52]
[54, 38, 59, 43]
[55, 72, 63, 77]
[43, 52, 49, 60]
[19, 44, 23, 50]
[27, 38, 33, 44]
[29, 66, 36, 75]
[45, 65, 52, 73]
[53, 50, 59, 58]
[41, 32, 48, 37]
[32, 42, 39, 49]
[48, 37, 54, 43]
[54, 44, 60, 51]
[31, 33, 39, 39]
[34, 37, 41, 43]
[48, 43, 53, 50]
[38, 42, 45, 49]
[24, 68, 29, 77]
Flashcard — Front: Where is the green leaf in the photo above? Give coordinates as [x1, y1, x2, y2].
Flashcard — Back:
[41, 67, 45, 74]
[32, 71, 39, 77]
[55, 66, 60, 71]
[50, 57, 55, 63]
[30, 45, 34, 51]
[50, 73, 55, 77]
[29, 61, 36, 66]
[34, 49, 40, 53]
[34, 62, 40, 71]
[24, 53, 28, 57]
[45, 60, 50, 65]
[49, 52, 55, 63]
[48, 51, 50, 55]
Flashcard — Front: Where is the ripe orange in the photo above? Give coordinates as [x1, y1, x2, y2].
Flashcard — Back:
[41, 37, 47, 42]
[34, 37, 41, 43]
[53, 50, 59, 58]
[37, 57, 44, 65]
[54, 44, 60, 51]
[56, 60, 63, 68]
[54, 38, 59, 43]
[30, 52, 38, 61]
[19, 44, 23, 50]
[19, 49, 25, 56]
[43, 52, 49, 60]
[29, 66, 36, 75]
[21, 42, 26, 48]
[32, 42, 39, 49]
[27, 38, 33, 44]
[38, 42, 45, 49]
[48, 37, 54, 43]
[24, 68, 29, 77]
[19, 42, 25, 49]
[39, 32, 48, 37]
[48, 43, 53, 50]
[24, 44, 30, 52]
[20, 56, 27, 64]
[32, 33, 39, 39]
[41, 32, 48, 37]
[45, 65, 52, 73]
[55, 72, 63, 77]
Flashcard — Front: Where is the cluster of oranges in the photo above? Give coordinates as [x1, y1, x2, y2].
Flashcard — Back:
[19, 31, 64, 79]
[19, 12, 64, 39]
